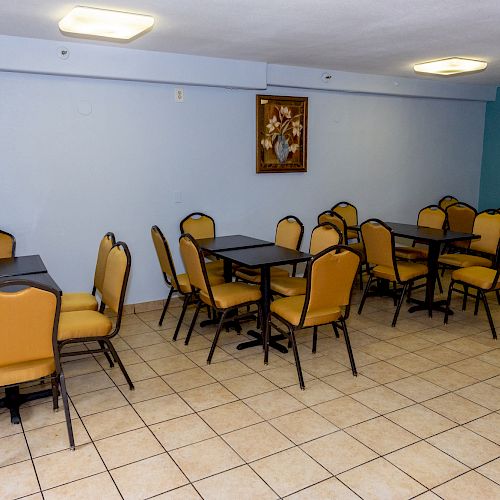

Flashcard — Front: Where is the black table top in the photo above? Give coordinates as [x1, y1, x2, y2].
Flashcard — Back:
[385, 222, 478, 243]
[0, 272, 61, 294]
[216, 245, 311, 268]
[198, 235, 274, 252]
[0, 255, 47, 278]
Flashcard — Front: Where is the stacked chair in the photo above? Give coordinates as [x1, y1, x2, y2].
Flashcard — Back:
[57, 242, 135, 390]
[270, 246, 361, 389]
[331, 201, 360, 241]
[151, 225, 224, 339]
[179, 234, 261, 363]
[0, 229, 15, 258]
[0, 279, 74, 449]
[438, 195, 459, 211]
[358, 219, 428, 327]
[445, 202, 477, 251]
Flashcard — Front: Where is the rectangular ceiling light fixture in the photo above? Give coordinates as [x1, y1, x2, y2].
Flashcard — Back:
[59, 6, 154, 40]
[414, 57, 487, 76]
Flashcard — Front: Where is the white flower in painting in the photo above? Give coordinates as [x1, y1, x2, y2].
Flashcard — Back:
[266, 115, 279, 132]
[289, 143, 299, 153]
[280, 106, 292, 119]
[292, 120, 302, 137]
[261, 138, 273, 150]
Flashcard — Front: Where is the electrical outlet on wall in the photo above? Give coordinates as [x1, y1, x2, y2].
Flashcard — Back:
[175, 88, 184, 102]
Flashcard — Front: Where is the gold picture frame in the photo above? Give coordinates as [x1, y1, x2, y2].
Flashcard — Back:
[256, 95, 308, 173]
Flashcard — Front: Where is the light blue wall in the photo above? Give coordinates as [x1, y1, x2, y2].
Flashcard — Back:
[0, 71, 486, 304]
[479, 87, 500, 210]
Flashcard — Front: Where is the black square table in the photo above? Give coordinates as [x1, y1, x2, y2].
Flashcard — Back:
[386, 222, 478, 315]
[214, 244, 311, 355]
[0, 254, 47, 278]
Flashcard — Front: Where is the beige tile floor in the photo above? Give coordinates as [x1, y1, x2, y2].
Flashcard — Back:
[2, 280, 500, 499]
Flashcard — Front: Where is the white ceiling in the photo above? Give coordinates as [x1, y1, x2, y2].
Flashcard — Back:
[1, 0, 500, 85]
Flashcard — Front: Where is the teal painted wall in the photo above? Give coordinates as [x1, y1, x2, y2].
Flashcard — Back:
[479, 87, 500, 209]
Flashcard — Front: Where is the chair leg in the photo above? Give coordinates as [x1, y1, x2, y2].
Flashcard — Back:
[406, 282, 412, 303]
[462, 285, 469, 311]
[341, 317, 357, 376]
[288, 326, 305, 390]
[496, 290, 500, 305]
[436, 273, 444, 295]
[474, 292, 480, 316]
[358, 265, 364, 291]
[444, 281, 454, 325]
[358, 276, 373, 315]
[51, 374, 59, 411]
[207, 309, 229, 364]
[173, 293, 190, 341]
[312, 326, 318, 353]
[481, 290, 497, 340]
[99, 340, 114, 368]
[59, 372, 75, 450]
[392, 283, 409, 327]
[106, 340, 134, 390]
[392, 282, 398, 306]
[332, 322, 340, 339]
[185, 300, 202, 346]
[159, 288, 174, 326]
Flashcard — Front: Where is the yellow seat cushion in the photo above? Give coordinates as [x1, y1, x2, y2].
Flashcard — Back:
[271, 276, 306, 296]
[347, 229, 359, 240]
[176, 273, 192, 294]
[58, 311, 113, 341]
[200, 282, 261, 309]
[439, 253, 493, 268]
[61, 292, 98, 313]
[271, 295, 342, 327]
[349, 241, 365, 259]
[236, 266, 289, 284]
[0, 358, 55, 387]
[205, 260, 224, 274]
[373, 262, 427, 282]
[395, 246, 428, 260]
[452, 266, 500, 290]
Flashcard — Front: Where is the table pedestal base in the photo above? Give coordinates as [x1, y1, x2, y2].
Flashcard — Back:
[407, 298, 453, 316]
[236, 330, 288, 354]
[0, 386, 53, 424]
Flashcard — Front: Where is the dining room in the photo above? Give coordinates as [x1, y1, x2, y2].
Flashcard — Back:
[1, 1, 500, 499]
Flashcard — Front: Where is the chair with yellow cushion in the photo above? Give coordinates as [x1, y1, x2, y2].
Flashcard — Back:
[57, 242, 134, 390]
[358, 219, 428, 327]
[439, 210, 500, 271]
[179, 233, 261, 363]
[270, 246, 361, 389]
[180, 212, 224, 275]
[332, 201, 359, 241]
[270, 223, 342, 298]
[318, 210, 365, 288]
[438, 195, 459, 211]
[151, 225, 224, 339]
[445, 202, 477, 250]
[396, 206, 445, 261]
[444, 265, 499, 339]
[0, 229, 15, 259]
[0, 279, 74, 449]
[235, 215, 304, 283]
[61, 232, 115, 313]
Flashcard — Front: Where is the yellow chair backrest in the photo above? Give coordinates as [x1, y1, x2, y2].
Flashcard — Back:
[101, 243, 130, 314]
[309, 224, 342, 255]
[318, 211, 347, 240]
[361, 220, 394, 269]
[0, 230, 15, 259]
[0, 285, 57, 369]
[93, 232, 115, 294]
[439, 195, 458, 210]
[179, 234, 210, 296]
[446, 203, 477, 234]
[417, 206, 445, 229]
[302, 247, 360, 324]
[275, 216, 303, 250]
[332, 202, 358, 227]
[471, 212, 500, 256]
[180, 213, 215, 240]
[151, 226, 178, 287]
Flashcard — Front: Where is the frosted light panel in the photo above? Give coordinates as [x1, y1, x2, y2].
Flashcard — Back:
[59, 6, 154, 40]
[414, 57, 487, 76]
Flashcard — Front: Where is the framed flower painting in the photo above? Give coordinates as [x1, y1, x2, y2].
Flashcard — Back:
[256, 95, 308, 173]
